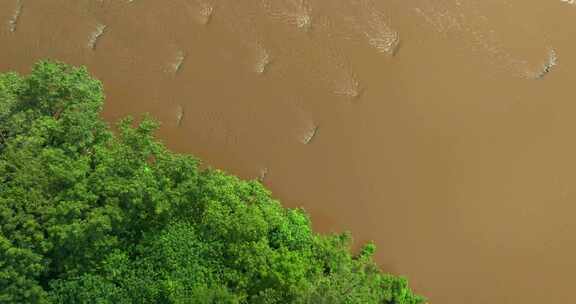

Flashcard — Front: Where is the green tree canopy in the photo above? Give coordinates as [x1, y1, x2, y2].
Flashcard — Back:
[0, 61, 425, 304]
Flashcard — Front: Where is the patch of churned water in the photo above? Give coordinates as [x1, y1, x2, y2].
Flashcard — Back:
[367, 32, 400, 55]
[313, 41, 362, 99]
[561, 0, 576, 5]
[525, 48, 558, 80]
[254, 43, 272, 74]
[332, 71, 361, 99]
[184, 0, 214, 25]
[305, 21, 363, 98]
[171, 50, 187, 74]
[322, 47, 362, 99]
[196, 0, 214, 25]
[261, 0, 312, 31]
[353, 0, 400, 55]
[415, 0, 551, 79]
[296, 14, 312, 30]
[301, 124, 318, 144]
[414, 3, 465, 34]
[257, 167, 269, 182]
[218, 4, 272, 75]
[87, 23, 106, 50]
[175, 104, 185, 126]
[8, 0, 23, 33]
[282, 98, 320, 144]
[163, 46, 187, 75]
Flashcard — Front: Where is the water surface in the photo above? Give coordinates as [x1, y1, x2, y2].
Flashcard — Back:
[2, 1, 575, 303]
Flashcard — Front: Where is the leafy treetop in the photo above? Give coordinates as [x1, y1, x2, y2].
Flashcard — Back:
[0, 61, 425, 304]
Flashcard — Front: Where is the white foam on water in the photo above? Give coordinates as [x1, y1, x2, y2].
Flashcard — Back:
[282, 98, 320, 144]
[525, 48, 558, 79]
[197, 0, 214, 25]
[172, 50, 186, 74]
[163, 46, 187, 75]
[561, 0, 576, 5]
[184, 0, 214, 25]
[301, 124, 318, 144]
[367, 32, 400, 55]
[175, 104, 185, 126]
[252, 45, 271, 76]
[254, 43, 272, 74]
[415, 0, 544, 79]
[216, 3, 272, 74]
[261, 0, 312, 31]
[289, 14, 363, 100]
[301, 33, 362, 99]
[332, 72, 361, 99]
[257, 167, 269, 182]
[8, 0, 23, 33]
[224, 2, 359, 96]
[87, 23, 106, 50]
[352, 0, 400, 55]
[296, 14, 312, 30]
[414, 2, 465, 34]
[324, 48, 361, 99]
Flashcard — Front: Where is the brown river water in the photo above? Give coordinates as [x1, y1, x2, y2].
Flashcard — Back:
[2, 0, 576, 303]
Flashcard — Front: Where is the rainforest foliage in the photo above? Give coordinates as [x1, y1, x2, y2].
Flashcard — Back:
[0, 61, 425, 304]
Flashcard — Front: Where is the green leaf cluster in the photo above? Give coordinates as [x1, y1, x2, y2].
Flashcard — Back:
[0, 61, 425, 304]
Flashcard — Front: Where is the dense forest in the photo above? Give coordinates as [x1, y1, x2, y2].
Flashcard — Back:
[0, 61, 425, 303]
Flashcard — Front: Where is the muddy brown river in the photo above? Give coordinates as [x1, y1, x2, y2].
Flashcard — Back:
[2, 0, 576, 303]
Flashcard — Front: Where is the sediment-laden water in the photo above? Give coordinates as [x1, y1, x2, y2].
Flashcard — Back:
[1, 1, 575, 303]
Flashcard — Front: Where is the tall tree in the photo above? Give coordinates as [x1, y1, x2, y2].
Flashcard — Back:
[0, 61, 425, 304]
